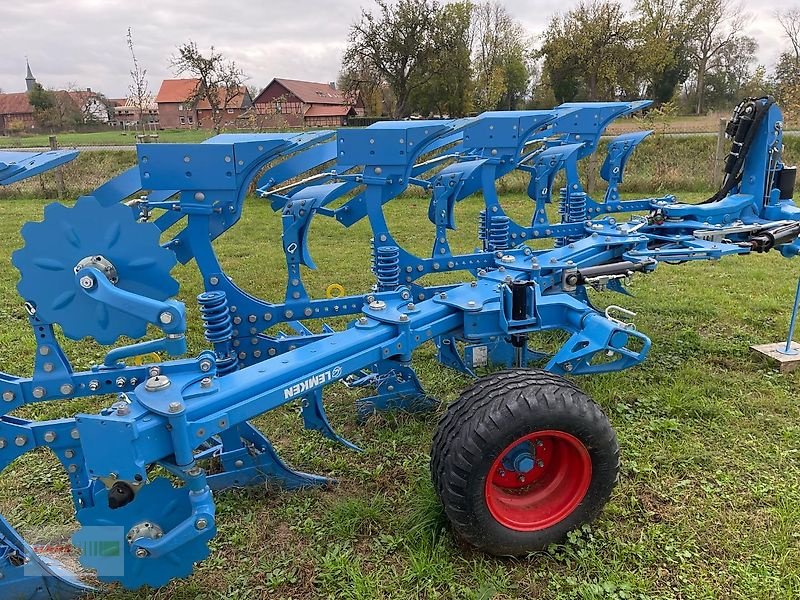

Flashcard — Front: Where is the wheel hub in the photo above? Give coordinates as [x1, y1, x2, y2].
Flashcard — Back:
[485, 430, 592, 531]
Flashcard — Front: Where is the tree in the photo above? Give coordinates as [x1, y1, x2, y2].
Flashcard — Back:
[777, 9, 800, 65]
[538, 1, 640, 102]
[634, 0, 693, 104]
[28, 84, 81, 131]
[170, 41, 247, 134]
[472, 2, 531, 111]
[342, 0, 445, 118]
[411, 0, 475, 116]
[684, 0, 747, 114]
[126, 28, 153, 130]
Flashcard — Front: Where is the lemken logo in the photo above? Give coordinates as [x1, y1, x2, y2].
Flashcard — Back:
[284, 366, 343, 399]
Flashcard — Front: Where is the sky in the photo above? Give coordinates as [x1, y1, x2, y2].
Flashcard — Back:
[0, 0, 794, 99]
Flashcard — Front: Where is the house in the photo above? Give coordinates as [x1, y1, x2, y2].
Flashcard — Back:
[155, 79, 252, 129]
[0, 92, 36, 132]
[68, 88, 112, 123]
[109, 98, 159, 129]
[252, 78, 365, 128]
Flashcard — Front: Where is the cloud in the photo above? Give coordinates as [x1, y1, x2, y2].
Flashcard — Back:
[0, 0, 788, 98]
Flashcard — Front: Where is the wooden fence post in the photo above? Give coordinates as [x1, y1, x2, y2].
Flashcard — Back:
[49, 135, 65, 200]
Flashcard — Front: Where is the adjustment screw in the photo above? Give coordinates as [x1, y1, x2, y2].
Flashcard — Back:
[43, 431, 56, 443]
[32, 387, 46, 399]
[88, 380, 100, 392]
[159, 311, 173, 325]
[2, 391, 14, 402]
[195, 518, 209, 531]
[168, 401, 183, 413]
[79, 276, 94, 289]
[199, 359, 213, 372]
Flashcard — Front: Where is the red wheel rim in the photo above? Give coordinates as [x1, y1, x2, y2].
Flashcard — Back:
[484, 430, 592, 531]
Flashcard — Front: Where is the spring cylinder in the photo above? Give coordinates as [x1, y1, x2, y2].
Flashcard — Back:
[197, 290, 238, 375]
[487, 215, 510, 251]
[374, 246, 401, 291]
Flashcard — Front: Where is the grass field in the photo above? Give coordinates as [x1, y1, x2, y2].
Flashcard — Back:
[0, 179, 798, 598]
[0, 128, 216, 148]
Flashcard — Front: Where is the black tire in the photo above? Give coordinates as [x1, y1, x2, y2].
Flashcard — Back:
[431, 369, 619, 556]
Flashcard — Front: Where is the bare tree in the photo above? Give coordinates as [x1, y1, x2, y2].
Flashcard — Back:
[777, 9, 800, 65]
[685, 0, 748, 114]
[126, 28, 153, 131]
[170, 42, 247, 134]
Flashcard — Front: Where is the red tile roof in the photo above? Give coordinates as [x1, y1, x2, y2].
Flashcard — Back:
[305, 104, 356, 117]
[155, 79, 199, 103]
[156, 79, 250, 109]
[266, 78, 351, 106]
[0, 92, 33, 115]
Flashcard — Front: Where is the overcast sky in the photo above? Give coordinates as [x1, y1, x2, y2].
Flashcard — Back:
[0, 0, 793, 98]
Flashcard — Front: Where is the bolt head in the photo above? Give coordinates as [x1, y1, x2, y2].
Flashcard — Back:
[43, 431, 56, 443]
[79, 276, 94, 289]
[70, 429, 80, 440]
[2, 391, 14, 402]
[32, 387, 46, 399]
[14, 436, 26, 447]
[168, 401, 183, 413]
[135, 548, 149, 559]
[358, 317, 368, 325]
[195, 518, 208, 531]
[399, 314, 409, 322]
[159, 311, 174, 325]
[88, 380, 100, 392]
[0, 439, 6, 449]
[116, 377, 126, 388]
[234, 459, 244, 469]
[200, 377, 212, 388]
[65, 449, 75, 459]
[60, 383, 74, 395]
[199, 359, 213, 372]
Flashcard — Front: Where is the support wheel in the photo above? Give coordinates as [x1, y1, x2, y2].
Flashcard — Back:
[431, 369, 618, 556]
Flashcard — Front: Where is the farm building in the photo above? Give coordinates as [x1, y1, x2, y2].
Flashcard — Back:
[155, 79, 252, 129]
[252, 78, 365, 127]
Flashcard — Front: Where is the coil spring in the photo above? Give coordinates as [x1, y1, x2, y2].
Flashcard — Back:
[374, 246, 401, 291]
[565, 191, 587, 245]
[197, 290, 238, 375]
[487, 215, 510, 251]
[478, 210, 487, 244]
[555, 188, 569, 248]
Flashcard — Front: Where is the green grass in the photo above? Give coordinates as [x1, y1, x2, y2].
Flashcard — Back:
[0, 189, 798, 599]
[0, 129, 217, 148]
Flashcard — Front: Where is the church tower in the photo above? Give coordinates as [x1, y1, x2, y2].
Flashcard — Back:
[25, 59, 36, 92]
